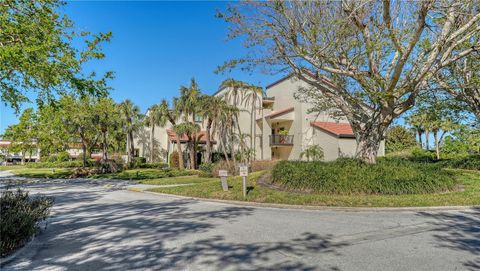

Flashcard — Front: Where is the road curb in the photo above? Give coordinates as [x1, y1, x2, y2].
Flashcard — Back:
[0, 232, 36, 267]
[126, 188, 480, 212]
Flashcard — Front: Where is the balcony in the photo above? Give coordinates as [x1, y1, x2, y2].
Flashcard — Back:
[269, 135, 294, 146]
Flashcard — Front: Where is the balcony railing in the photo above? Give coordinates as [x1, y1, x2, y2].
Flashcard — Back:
[269, 135, 294, 146]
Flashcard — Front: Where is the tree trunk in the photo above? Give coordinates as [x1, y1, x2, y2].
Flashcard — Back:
[102, 131, 108, 161]
[433, 130, 440, 160]
[251, 95, 256, 161]
[205, 119, 213, 163]
[417, 131, 423, 148]
[128, 131, 135, 167]
[425, 129, 430, 151]
[81, 140, 87, 167]
[21, 152, 25, 165]
[354, 124, 385, 164]
[234, 114, 246, 157]
[218, 128, 231, 167]
[188, 136, 196, 169]
[230, 125, 237, 166]
[174, 136, 184, 170]
[149, 124, 155, 162]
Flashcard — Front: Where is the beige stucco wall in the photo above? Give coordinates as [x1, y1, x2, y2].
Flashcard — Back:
[263, 76, 385, 161]
[133, 75, 385, 163]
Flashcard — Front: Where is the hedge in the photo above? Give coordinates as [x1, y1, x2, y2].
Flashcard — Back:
[271, 158, 458, 195]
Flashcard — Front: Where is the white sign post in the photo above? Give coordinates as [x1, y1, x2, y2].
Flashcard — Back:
[239, 165, 249, 198]
[219, 170, 229, 191]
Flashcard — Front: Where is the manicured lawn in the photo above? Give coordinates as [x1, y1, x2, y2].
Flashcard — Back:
[9, 168, 74, 178]
[139, 176, 215, 185]
[90, 168, 198, 180]
[0, 165, 27, 171]
[147, 170, 480, 207]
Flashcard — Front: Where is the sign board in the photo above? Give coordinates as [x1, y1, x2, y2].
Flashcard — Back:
[239, 166, 249, 177]
[218, 170, 228, 177]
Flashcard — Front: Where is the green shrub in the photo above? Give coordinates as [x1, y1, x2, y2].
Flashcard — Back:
[133, 157, 146, 167]
[0, 189, 53, 256]
[106, 168, 198, 180]
[199, 162, 214, 177]
[410, 148, 437, 162]
[42, 155, 58, 163]
[251, 160, 279, 172]
[271, 159, 458, 195]
[439, 155, 480, 171]
[26, 159, 97, 168]
[56, 151, 70, 162]
[169, 151, 180, 169]
[133, 162, 168, 169]
[212, 160, 237, 177]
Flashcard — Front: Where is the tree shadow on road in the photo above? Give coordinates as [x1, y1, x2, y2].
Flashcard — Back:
[4, 196, 346, 271]
[417, 207, 480, 271]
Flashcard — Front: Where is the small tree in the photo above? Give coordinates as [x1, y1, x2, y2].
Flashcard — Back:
[173, 123, 200, 169]
[120, 99, 141, 167]
[385, 125, 417, 154]
[3, 109, 38, 164]
[158, 99, 184, 170]
[300, 145, 324, 162]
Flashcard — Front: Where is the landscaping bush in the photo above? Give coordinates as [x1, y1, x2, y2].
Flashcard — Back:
[133, 157, 146, 167]
[199, 162, 214, 177]
[439, 155, 480, 171]
[251, 160, 279, 172]
[104, 168, 198, 180]
[0, 189, 53, 256]
[26, 159, 97, 168]
[99, 159, 123, 174]
[212, 160, 237, 177]
[133, 162, 168, 169]
[56, 151, 70, 162]
[169, 151, 180, 169]
[271, 159, 458, 195]
[410, 148, 437, 162]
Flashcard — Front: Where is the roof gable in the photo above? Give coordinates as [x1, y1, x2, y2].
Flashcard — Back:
[310, 122, 355, 138]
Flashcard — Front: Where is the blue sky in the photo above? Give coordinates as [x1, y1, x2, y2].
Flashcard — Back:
[0, 1, 284, 134]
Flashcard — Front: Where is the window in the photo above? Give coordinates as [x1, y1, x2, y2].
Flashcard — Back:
[195, 115, 203, 123]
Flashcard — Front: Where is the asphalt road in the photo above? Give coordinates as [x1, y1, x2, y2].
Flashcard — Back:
[0, 178, 478, 271]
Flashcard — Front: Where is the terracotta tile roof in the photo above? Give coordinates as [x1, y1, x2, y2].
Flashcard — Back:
[265, 107, 294, 119]
[166, 129, 216, 144]
[310, 122, 355, 138]
[0, 140, 11, 147]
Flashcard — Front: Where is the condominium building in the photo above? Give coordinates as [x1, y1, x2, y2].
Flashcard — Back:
[133, 75, 384, 163]
[253, 75, 384, 161]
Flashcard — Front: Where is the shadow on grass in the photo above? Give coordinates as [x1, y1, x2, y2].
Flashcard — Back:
[417, 207, 480, 271]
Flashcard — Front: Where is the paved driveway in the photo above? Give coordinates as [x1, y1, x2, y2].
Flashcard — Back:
[0, 178, 478, 271]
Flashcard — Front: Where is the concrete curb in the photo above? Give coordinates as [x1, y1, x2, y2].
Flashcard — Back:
[0, 232, 36, 267]
[126, 188, 480, 212]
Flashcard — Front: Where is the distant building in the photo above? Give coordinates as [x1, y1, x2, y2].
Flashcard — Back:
[0, 139, 40, 163]
[133, 75, 385, 163]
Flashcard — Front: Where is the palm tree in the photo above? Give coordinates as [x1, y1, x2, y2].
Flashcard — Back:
[300, 145, 324, 161]
[219, 79, 260, 160]
[120, 99, 141, 167]
[173, 123, 200, 169]
[157, 99, 185, 170]
[243, 84, 263, 158]
[145, 104, 164, 162]
[218, 104, 240, 166]
[199, 95, 228, 163]
[178, 78, 202, 168]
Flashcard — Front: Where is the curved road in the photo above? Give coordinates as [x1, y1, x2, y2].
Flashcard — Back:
[1, 178, 478, 271]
